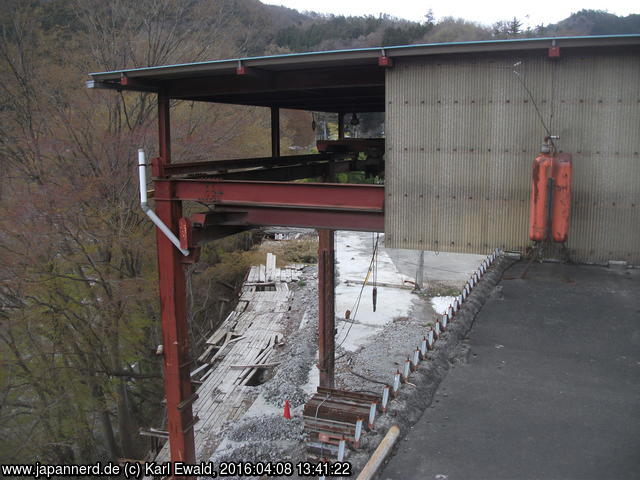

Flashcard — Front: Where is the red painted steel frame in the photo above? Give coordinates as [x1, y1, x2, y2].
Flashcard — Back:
[171, 179, 384, 210]
[317, 229, 336, 388]
[212, 206, 384, 232]
[154, 94, 196, 475]
[150, 101, 383, 472]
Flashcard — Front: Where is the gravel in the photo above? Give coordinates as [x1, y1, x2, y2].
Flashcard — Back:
[209, 414, 307, 479]
[333, 256, 515, 472]
[205, 253, 513, 479]
[261, 266, 318, 409]
[205, 266, 318, 478]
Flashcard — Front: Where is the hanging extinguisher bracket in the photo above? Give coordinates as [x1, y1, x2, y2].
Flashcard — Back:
[529, 138, 572, 245]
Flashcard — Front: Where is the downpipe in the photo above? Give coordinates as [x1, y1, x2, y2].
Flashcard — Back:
[138, 149, 190, 256]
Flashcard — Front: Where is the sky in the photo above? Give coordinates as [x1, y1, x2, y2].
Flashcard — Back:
[261, 0, 637, 29]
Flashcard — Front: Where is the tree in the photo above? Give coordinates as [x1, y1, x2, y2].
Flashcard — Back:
[508, 17, 523, 36]
[0, 0, 249, 465]
[492, 17, 524, 38]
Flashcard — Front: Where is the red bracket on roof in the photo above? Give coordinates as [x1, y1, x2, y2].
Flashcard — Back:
[236, 60, 247, 75]
[118, 74, 159, 92]
[379, 55, 393, 67]
[378, 49, 393, 67]
[548, 46, 560, 58]
[378, 56, 393, 67]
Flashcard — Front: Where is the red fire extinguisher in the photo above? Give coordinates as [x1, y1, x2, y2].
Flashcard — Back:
[529, 140, 572, 243]
[551, 153, 572, 243]
[529, 152, 554, 242]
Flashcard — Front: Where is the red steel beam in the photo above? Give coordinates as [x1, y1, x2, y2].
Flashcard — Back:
[163, 153, 328, 176]
[182, 207, 382, 249]
[216, 206, 383, 232]
[171, 179, 384, 210]
[154, 94, 196, 474]
[317, 229, 336, 388]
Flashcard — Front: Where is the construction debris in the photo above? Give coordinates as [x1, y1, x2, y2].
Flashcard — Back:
[302, 249, 502, 462]
[149, 254, 304, 465]
[183, 232, 504, 480]
[304, 387, 380, 457]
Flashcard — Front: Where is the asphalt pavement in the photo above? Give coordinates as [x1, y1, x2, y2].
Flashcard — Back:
[381, 261, 640, 480]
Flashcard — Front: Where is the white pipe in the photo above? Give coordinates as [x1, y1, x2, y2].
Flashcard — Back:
[355, 419, 363, 444]
[381, 386, 390, 411]
[356, 425, 401, 480]
[369, 402, 377, 427]
[138, 149, 190, 256]
[393, 371, 401, 393]
[337, 439, 346, 461]
[402, 358, 410, 380]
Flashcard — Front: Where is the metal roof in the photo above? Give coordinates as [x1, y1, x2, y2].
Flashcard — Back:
[87, 35, 640, 112]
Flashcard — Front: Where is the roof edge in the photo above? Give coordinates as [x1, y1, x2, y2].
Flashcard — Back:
[88, 34, 640, 82]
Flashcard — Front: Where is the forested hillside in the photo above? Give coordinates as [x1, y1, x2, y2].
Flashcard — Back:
[0, 0, 637, 470]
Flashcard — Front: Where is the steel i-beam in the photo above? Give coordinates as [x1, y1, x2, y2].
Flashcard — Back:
[154, 93, 196, 475]
[317, 229, 336, 388]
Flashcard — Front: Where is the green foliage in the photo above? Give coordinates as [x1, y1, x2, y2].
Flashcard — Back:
[382, 22, 433, 46]
[424, 17, 491, 43]
[336, 171, 379, 184]
[274, 14, 385, 51]
[551, 9, 640, 35]
[492, 17, 524, 38]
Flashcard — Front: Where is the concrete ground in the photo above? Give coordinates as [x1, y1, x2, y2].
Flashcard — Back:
[385, 246, 486, 288]
[382, 262, 640, 480]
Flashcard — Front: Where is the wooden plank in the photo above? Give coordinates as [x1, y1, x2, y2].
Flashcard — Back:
[247, 266, 259, 283]
[208, 333, 233, 363]
[190, 363, 210, 378]
[197, 345, 215, 363]
[229, 362, 281, 369]
[206, 327, 227, 346]
[266, 253, 276, 281]
[150, 256, 299, 465]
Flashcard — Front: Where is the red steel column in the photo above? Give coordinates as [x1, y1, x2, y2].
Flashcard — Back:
[153, 93, 196, 471]
[317, 229, 336, 388]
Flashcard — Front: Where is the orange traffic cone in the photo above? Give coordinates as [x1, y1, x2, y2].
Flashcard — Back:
[283, 400, 291, 419]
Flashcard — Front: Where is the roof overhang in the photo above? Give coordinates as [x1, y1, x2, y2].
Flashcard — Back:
[87, 35, 640, 112]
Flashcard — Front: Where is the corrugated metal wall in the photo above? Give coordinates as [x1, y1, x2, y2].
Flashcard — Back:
[384, 51, 640, 264]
